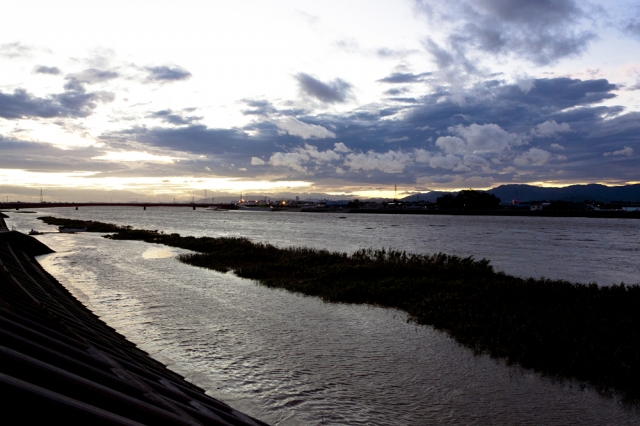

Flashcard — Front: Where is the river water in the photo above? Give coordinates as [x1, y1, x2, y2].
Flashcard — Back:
[5, 207, 640, 425]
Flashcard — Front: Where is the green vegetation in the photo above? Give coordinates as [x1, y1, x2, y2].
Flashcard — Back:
[38, 216, 640, 401]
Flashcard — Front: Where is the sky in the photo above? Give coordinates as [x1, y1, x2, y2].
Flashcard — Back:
[1, 0, 639, 202]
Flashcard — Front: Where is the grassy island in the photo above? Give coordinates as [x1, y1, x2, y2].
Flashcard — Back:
[39, 216, 640, 402]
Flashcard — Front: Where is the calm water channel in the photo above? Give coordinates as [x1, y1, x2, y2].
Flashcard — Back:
[5, 207, 640, 425]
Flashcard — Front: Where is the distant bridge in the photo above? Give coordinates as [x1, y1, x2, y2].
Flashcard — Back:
[0, 202, 232, 210]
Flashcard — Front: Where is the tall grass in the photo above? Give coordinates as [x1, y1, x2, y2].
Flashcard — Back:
[38, 216, 640, 402]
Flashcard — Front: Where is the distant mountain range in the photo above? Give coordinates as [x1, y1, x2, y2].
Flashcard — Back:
[402, 184, 640, 203]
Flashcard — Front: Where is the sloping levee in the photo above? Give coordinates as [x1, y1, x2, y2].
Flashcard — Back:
[0, 231, 269, 426]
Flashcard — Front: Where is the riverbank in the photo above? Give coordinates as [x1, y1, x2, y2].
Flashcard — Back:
[0, 229, 269, 425]
[38, 216, 640, 403]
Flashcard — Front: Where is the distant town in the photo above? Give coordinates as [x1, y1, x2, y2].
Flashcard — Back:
[2, 184, 640, 217]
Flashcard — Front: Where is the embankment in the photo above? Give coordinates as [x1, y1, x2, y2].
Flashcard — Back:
[0, 229, 269, 425]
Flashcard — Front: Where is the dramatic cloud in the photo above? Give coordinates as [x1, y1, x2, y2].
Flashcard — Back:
[344, 150, 414, 174]
[531, 120, 572, 137]
[0, 87, 113, 119]
[428, 153, 461, 170]
[145, 66, 192, 82]
[295, 73, 353, 103]
[444, 123, 523, 154]
[416, 0, 596, 66]
[34, 65, 61, 75]
[604, 146, 634, 157]
[273, 116, 336, 139]
[267, 144, 341, 173]
[514, 148, 553, 165]
[2, 2, 639, 199]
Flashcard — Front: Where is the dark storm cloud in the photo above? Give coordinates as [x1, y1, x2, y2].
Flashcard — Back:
[404, 77, 618, 132]
[415, 0, 596, 65]
[34, 65, 62, 75]
[96, 76, 636, 187]
[145, 66, 192, 82]
[377, 72, 432, 83]
[295, 73, 354, 103]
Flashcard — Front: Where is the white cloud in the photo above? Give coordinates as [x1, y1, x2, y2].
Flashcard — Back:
[304, 144, 340, 162]
[604, 146, 634, 156]
[453, 163, 471, 172]
[531, 120, 571, 137]
[429, 153, 460, 170]
[336, 167, 345, 174]
[435, 136, 467, 154]
[268, 151, 309, 173]
[414, 148, 432, 163]
[517, 77, 536, 94]
[514, 148, 552, 166]
[251, 157, 265, 165]
[273, 116, 336, 139]
[550, 143, 565, 150]
[266, 144, 341, 173]
[344, 150, 413, 173]
[463, 154, 488, 166]
[451, 123, 523, 153]
[333, 142, 351, 152]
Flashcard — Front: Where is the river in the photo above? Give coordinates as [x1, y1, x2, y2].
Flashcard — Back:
[5, 207, 640, 425]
